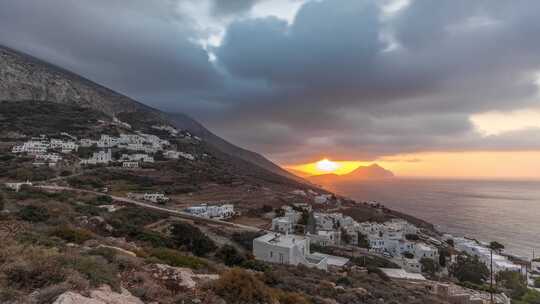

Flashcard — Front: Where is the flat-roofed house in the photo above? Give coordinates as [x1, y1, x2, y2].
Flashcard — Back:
[253, 233, 328, 270]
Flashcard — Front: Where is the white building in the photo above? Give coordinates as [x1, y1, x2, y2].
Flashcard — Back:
[272, 217, 294, 234]
[5, 181, 32, 192]
[79, 139, 97, 147]
[185, 203, 235, 219]
[12, 141, 48, 154]
[253, 233, 328, 270]
[164, 150, 181, 159]
[307, 230, 341, 246]
[35, 153, 62, 163]
[143, 193, 169, 203]
[122, 161, 140, 169]
[121, 153, 154, 163]
[414, 243, 439, 261]
[453, 237, 521, 273]
[80, 149, 112, 165]
[50, 139, 79, 153]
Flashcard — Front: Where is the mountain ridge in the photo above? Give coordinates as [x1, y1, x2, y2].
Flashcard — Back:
[0, 44, 302, 183]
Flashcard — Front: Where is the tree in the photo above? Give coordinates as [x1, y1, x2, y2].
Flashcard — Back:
[489, 241, 505, 253]
[357, 232, 370, 249]
[439, 247, 450, 267]
[340, 228, 351, 245]
[216, 245, 245, 266]
[449, 255, 489, 285]
[170, 222, 217, 256]
[274, 207, 285, 217]
[0, 193, 5, 211]
[496, 270, 527, 299]
[405, 234, 420, 241]
[18, 205, 50, 222]
[420, 257, 439, 275]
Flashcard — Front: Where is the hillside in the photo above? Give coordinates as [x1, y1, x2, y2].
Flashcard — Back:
[0, 45, 302, 183]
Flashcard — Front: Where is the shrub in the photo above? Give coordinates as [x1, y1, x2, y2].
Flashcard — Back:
[51, 226, 94, 244]
[535, 277, 540, 288]
[18, 205, 50, 222]
[1, 245, 66, 290]
[149, 248, 207, 269]
[170, 222, 217, 256]
[241, 259, 270, 272]
[367, 267, 390, 281]
[420, 257, 438, 275]
[216, 245, 246, 266]
[336, 276, 353, 286]
[62, 254, 120, 290]
[405, 234, 420, 241]
[232, 231, 264, 251]
[213, 268, 275, 304]
[402, 252, 414, 259]
[450, 255, 489, 285]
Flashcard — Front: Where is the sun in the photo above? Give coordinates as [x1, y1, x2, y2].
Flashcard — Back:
[315, 159, 340, 172]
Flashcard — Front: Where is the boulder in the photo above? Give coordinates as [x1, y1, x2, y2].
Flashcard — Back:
[54, 286, 144, 304]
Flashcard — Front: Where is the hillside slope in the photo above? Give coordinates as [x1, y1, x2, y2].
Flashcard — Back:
[0, 45, 302, 183]
[167, 113, 304, 183]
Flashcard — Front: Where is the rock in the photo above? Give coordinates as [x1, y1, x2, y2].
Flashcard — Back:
[53, 286, 143, 304]
[149, 264, 219, 289]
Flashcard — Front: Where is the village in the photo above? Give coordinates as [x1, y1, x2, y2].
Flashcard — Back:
[2, 119, 537, 304]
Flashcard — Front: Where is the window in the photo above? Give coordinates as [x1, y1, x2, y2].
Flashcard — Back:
[270, 251, 273, 258]
[279, 253, 284, 264]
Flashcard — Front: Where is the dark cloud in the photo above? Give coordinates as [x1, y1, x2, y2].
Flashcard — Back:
[210, 0, 262, 16]
[1, 0, 540, 163]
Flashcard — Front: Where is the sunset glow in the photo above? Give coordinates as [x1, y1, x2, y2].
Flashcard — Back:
[289, 159, 368, 176]
[287, 151, 540, 179]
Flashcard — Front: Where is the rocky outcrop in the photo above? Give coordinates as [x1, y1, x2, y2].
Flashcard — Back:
[150, 264, 219, 290]
[0, 46, 153, 117]
[54, 286, 144, 304]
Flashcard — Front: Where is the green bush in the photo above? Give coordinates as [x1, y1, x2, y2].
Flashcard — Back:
[18, 205, 50, 222]
[232, 231, 264, 251]
[170, 222, 217, 256]
[51, 226, 94, 244]
[240, 259, 270, 272]
[216, 245, 246, 266]
[450, 255, 489, 285]
[62, 255, 120, 290]
[148, 248, 207, 269]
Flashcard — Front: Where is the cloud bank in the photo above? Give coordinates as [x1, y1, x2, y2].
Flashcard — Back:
[1, 0, 540, 163]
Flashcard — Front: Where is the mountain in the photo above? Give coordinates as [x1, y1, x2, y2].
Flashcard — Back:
[0, 45, 303, 183]
[347, 164, 395, 179]
[308, 164, 394, 185]
[167, 113, 304, 183]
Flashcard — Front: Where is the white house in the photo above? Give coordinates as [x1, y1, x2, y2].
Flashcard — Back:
[80, 150, 112, 165]
[253, 233, 328, 270]
[185, 203, 235, 219]
[414, 243, 439, 261]
[5, 181, 32, 192]
[143, 193, 169, 203]
[122, 161, 140, 169]
[272, 217, 294, 234]
[164, 150, 181, 159]
[121, 153, 154, 163]
[307, 230, 341, 246]
[79, 139, 96, 147]
[12, 141, 48, 154]
[35, 153, 62, 163]
[531, 260, 540, 273]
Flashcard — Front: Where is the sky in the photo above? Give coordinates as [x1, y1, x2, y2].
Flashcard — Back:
[1, 0, 540, 178]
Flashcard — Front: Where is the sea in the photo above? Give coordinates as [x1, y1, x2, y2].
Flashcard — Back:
[327, 178, 540, 260]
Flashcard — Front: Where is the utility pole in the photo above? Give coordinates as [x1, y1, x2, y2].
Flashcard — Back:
[490, 248, 494, 304]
